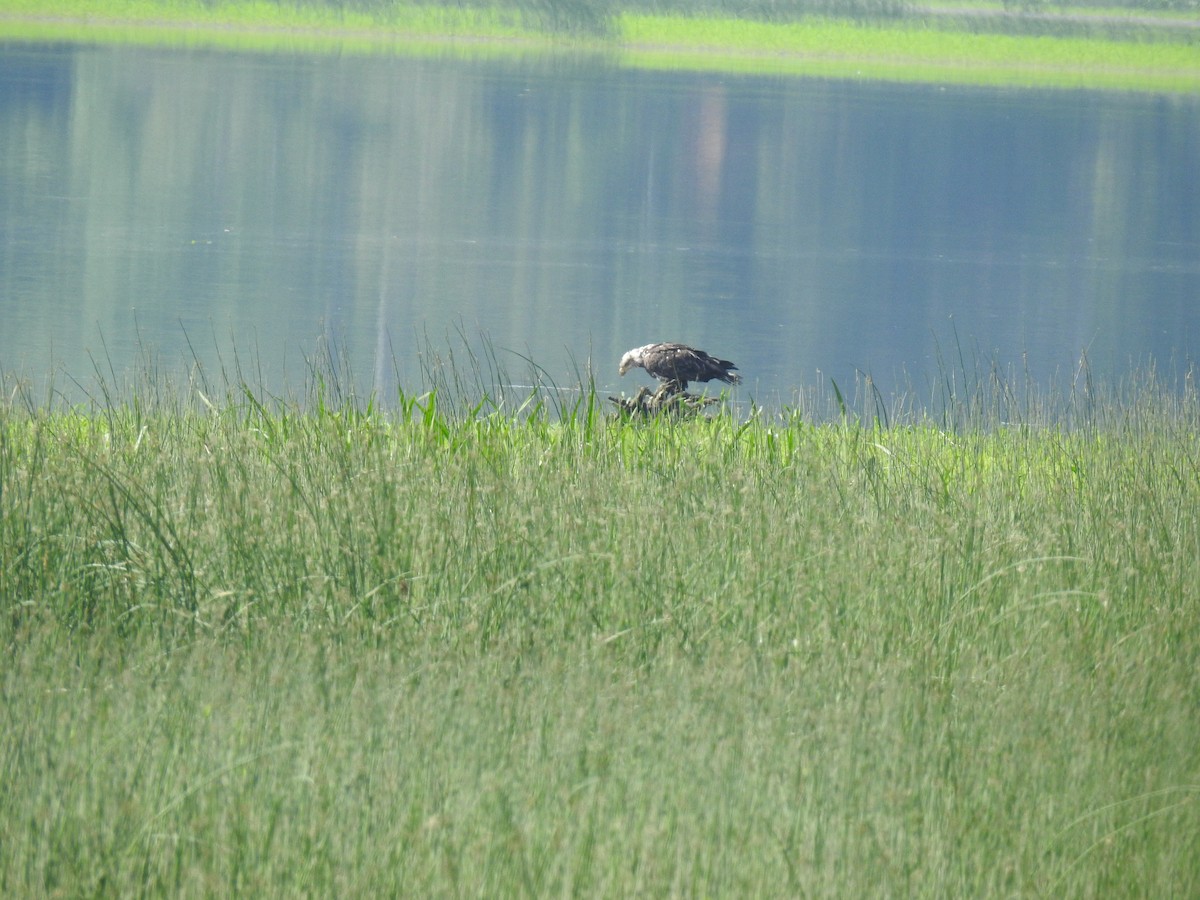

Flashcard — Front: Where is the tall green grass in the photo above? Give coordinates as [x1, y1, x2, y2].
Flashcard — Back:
[2, 350, 1198, 894]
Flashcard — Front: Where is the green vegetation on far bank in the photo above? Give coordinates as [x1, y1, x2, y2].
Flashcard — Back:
[1, 0, 1198, 91]
[3, 360, 1200, 894]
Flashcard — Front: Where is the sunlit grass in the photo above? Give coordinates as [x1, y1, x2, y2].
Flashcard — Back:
[620, 12, 1200, 66]
[617, 13, 1200, 90]
[2, 0, 1198, 91]
[0, 0, 546, 51]
[2, 351, 1199, 894]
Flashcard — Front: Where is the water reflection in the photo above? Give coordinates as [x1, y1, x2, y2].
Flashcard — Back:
[1, 43, 1197, 409]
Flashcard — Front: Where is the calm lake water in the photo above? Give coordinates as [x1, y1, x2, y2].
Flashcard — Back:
[2, 42, 1198, 412]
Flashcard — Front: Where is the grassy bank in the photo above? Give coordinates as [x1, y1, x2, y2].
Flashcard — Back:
[3, 364, 1199, 894]
[2, 0, 1198, 91]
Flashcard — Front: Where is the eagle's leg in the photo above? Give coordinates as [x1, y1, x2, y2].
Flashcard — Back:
[657, 379, 686, 398]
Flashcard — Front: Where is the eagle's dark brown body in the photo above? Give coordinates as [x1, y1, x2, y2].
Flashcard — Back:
[618, 342, 741, 391]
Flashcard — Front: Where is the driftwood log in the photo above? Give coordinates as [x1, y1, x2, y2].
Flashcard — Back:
[608, 383, 721, 418]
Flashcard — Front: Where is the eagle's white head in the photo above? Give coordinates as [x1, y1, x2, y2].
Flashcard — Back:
[618, 344, 650, 376]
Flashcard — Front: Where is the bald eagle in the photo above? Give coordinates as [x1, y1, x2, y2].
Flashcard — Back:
[618, 342, 741, 391]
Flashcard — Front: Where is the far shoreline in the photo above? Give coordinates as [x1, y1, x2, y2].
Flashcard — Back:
[1, 1, 1199, 93]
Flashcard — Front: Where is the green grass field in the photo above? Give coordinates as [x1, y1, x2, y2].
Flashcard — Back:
[3, 357, 1199, 894]
[2, 0, 1199, 91]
